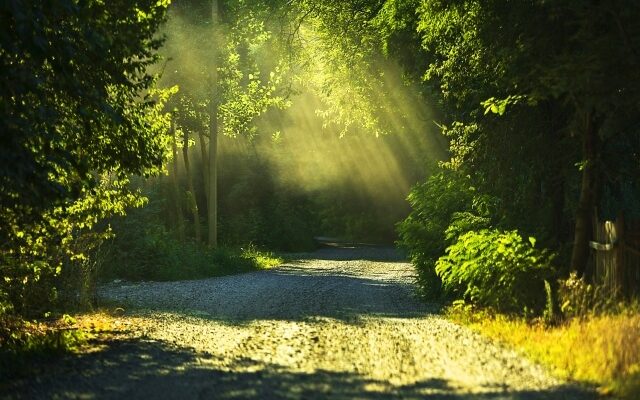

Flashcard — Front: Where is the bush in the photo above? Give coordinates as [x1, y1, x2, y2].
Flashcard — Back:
[101, 222, 281, 282]
[0, 314, 87, 380]
[435, 229, 555, 315]
[101, 201, 281, 282]
[218, 152, 317, 251]
[1, 176, 143, 318]
[397, 167, 479, 298]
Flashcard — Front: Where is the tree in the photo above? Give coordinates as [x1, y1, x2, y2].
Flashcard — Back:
[377, 0, 640, 276]
[0, 0, 172, 315]
[163, 0, 292, 247]
[1, 0, 170, 224]
[208, 0, 220, 247]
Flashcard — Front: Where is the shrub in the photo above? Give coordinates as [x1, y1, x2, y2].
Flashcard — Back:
[435, 229, 555, 315]
[264, 189, 318, 251]
[397, 167, 478, 298]
[0, 314, 87, 380]
[100, 183, 283, 283]
[1, 177, 143, 318]
[101, 223, 281, 282]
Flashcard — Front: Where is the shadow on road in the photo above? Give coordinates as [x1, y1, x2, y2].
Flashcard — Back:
[2, 337, 597, 400]
[98, 245, 435, 323]
[287, 245, 408, 262]
[104, 272, 438, 323]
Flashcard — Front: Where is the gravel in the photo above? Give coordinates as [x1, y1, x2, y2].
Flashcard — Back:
[2, 247, 596, 399]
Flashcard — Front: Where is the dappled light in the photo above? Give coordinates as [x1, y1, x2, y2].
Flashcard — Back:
[1, 0, 639, 398]
[3, 336, 594, 399]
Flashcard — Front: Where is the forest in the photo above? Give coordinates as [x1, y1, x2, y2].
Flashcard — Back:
[1, 0, 640, 398]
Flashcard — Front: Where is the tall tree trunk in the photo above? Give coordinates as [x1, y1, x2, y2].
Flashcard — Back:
[198, 131, 209, 204]
[208, 0, 220, 248]
[183, 128, 201, 243]
[170, 118, 184, 241]
[570, 111, 599, 277]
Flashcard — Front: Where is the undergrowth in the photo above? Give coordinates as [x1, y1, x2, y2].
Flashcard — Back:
[447, 302, 640, 398]
[101, 231, 282, 282]
[0, 314, 87, 380]
[0, 309, 153, 385]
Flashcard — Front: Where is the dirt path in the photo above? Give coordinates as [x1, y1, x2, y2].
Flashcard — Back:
[3, 247, 595, 399]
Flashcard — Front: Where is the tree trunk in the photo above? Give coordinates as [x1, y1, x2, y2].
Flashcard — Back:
[170, 118, 184, 241]
[198, 131, 209, 204]
[570, 111, 599, 277]
[208, 0, 220, 248]
[183, 128, 201, 243]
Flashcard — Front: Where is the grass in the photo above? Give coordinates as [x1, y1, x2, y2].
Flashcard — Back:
[101, 235, 283, 282]
[0, 314, 88, 380]
[0, 309, 158, 382]
[447, 303, 640, 398]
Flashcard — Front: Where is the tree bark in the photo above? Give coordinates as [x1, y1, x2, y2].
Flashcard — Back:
[170, 118, 184, 241]
[208, 0, 220, 248]
[183, 128, 201, 243]
[570, 111, 599, 277]
[198, 131, 209, 204]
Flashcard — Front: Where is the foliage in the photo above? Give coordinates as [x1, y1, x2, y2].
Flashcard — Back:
[289, 0, 405, 137]
[218, 145, 318, 251]
[397, 167, 479, 298]
[0, 314, 87, 379]
[163, 0, 293, 139]
[385, 0, 640, 273]
[447, 304, 640, 399]
[436, 230, 555, 315]
[217, 3, 292, 138]
[101, 196, 282, 282]
[1, 0, 170, 223]
[0, 1, 172, 317]
[1, 177, 150, 317]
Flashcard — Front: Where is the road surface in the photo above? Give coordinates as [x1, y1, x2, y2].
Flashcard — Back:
[3, 247, 594, 399]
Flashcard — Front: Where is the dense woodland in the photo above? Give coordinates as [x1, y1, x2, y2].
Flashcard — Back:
[1, 0, 640, 361]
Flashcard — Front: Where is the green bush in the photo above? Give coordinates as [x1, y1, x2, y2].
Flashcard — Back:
[102, 228, 280, 282]
[435, 229, 555, 315]
[397, 168, 478, 298]
[0, 314, 87, 380]
[265, 190, 318, 251]
[101, 203, 281, 282]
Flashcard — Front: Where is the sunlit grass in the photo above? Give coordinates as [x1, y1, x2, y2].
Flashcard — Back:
[101, 237, 283, 282]
[0, 314, 87, 379]
[0, 309, 165, 380]
[240, 245, 282, 270]
[447, 305, 640, 398]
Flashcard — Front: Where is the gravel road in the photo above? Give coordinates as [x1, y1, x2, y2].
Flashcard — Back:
[3, 247, 595, 399]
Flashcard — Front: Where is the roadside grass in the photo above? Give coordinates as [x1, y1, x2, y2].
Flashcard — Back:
[0, 314, 87, 380]
[0, 310, 154, 382]
[447, 304, 640, 398]
[101, 241, 282, 282]
[0, 242, 282, 380]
